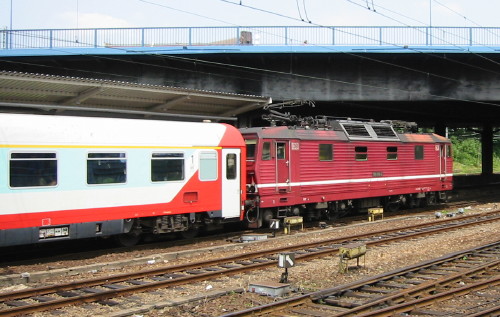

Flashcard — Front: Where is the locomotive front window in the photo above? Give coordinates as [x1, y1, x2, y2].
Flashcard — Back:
[355, 146, 368, 161]
[319, 144, 333, 161]
[387, 146, 398, 160]
[262, 142, 271, 160]
[87, 152, 127, 185]
[245, 139, 257, 159]
[10, 152, 57, 188]
[414, 145, 424, 160]
[151, 152, 184, 182]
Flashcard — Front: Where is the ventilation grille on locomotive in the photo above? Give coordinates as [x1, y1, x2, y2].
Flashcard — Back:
[341, 123, 399, 141]
[343, 124, 371, 137]
[371, 125, 399, 140]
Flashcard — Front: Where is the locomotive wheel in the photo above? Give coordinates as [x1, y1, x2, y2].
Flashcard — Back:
[385, 201, 400, 213]
[261, 209, 274, 226]
[420, 193, 436, 207]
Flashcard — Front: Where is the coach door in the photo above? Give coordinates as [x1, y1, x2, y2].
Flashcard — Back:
[275, 141, 291, 191]
[222, 149, 241, 218]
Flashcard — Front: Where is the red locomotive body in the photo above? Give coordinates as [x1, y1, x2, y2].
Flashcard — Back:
[241, 119, 453, 227]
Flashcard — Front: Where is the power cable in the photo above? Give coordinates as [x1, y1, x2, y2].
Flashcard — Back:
[302, 0, 311, 23]
[344, 0, 500, 69]
[296, 0, 304, 21]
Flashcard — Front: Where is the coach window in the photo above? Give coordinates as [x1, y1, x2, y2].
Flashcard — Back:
[226, 153, 237, 180]
[319, 144, 333, 161]
[200, 151, 218, 181]
[151, 153, 184, 182]
[387, 146, 398, 160]
[10, 152, 57, 188]
[87, 153, 126, 184]
[414, 145, 424, 160]
[262, 142, 271, 160]
[355, 146, 368, 161]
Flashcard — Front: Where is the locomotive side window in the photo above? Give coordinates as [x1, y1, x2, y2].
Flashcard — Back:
[276, 142, 286, 160]
[87, 152, 126, 184]
[262, 142, 271, 160]
[414, 145, 424, 160]
[245, 139, 257, 159]
[200, 151, 218, 181]
[226, 153, 237, 180]
[387, 146, 398, 160]
[151, 152, 184, 182]
[10, 152, 57, 188]
[446, 144, 452, 158]
[319, 144, 333, 161]
[355, 146, 368, 161]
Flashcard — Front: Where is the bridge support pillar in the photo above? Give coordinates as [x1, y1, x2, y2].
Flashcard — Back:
[481, 123, 493, 176]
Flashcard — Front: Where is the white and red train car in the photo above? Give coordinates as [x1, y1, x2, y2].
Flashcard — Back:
[0, 114, 245, 247]
[241, 119, 453, 227]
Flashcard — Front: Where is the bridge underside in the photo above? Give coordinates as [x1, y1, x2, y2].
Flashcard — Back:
[2, 52, 500, 126]
[1, 51, 499, 183]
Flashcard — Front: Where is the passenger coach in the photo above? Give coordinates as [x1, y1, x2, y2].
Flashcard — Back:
[241, 118, 453, 227]
[0, 114, 246, 247]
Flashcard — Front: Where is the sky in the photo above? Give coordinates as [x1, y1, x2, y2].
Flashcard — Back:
[1, 0, 500, 30]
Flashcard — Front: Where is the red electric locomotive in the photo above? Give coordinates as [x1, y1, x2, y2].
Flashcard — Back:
[241, 116, 453, 227]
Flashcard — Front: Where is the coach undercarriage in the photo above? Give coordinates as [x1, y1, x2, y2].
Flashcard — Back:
[115, 211, 238, 246]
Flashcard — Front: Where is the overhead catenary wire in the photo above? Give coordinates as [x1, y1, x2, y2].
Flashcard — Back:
[344, 0, 500, 68]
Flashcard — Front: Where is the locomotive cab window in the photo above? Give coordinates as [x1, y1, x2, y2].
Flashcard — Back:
[262, 142, 271, 160]
[151, 152, 184, 182]
[355, 146, 368, 161]
[319, 144, 333, 161]
[200, 151, 218, 181]
[10, 152, 57, 188]
[414, 145, 424, 160]
[245, 139, 257, 159]
[87, 152, 126, 184]
[387, 146, 398, 160]
[446, 144, 452, 158]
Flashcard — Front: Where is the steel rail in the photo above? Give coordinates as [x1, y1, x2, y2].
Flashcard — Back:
[220, 242, 500, 317]
[322, 260, 500, 316]
[0, 212, 498, 316]
[354, 276, 500, 317]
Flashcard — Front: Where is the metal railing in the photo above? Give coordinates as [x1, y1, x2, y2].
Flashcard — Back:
[2, 26, 500, 50]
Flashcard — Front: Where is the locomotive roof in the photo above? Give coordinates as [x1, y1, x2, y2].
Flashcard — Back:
[240, 124, 450, 143]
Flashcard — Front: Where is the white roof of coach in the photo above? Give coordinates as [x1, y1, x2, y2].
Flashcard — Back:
[0, 114, 232, 147]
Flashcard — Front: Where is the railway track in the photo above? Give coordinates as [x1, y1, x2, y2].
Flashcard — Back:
[0, 194, 490, 267]
[0, 210, 499, 316]
[222, 242, 500, 317]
